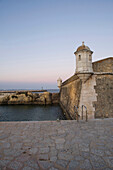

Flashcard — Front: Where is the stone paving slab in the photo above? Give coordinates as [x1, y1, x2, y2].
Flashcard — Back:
[0, 119, 113, 170]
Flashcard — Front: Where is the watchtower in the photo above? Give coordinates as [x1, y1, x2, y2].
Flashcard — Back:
[74, 42, 93, 73]
[74, 42, 93, 82]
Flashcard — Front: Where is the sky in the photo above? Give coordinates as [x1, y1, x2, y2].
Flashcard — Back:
[0, 0, 113, 89]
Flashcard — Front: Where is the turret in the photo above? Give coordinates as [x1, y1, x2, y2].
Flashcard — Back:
[74, 42, 93, 73]
[57, 77, 62, 89]
[74, 42, 94, 82]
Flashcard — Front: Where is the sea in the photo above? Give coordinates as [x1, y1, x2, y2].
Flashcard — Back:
[0, 105, 66, 122]
[0, 89, 66, 121]
[0, 89, 59, 93]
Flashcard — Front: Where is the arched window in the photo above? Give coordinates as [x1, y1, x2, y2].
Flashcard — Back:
[89, 55, 92, 61]
[79, 55, 81, 61]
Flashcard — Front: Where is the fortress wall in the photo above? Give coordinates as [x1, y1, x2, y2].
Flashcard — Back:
[60, 75, 97, 120]
[60, 75, 82, 119]
[60, 54, 113, 120]
[94, 74, 113, 118]
[92, 57, 113, 73]
[78, 75, 97, 119]
[60, 73, 113, 120]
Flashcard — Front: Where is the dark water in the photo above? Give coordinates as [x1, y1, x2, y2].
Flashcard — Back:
[0, 105, 66, 121]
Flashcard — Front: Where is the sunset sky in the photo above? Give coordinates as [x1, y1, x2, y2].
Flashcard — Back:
[0, 0, 113, 89]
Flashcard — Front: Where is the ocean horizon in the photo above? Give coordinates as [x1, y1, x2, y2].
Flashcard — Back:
[0, 88, 59, 93]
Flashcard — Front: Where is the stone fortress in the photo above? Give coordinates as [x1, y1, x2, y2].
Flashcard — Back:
[58, 42, 113, 119]
[0, 42, 113, 120]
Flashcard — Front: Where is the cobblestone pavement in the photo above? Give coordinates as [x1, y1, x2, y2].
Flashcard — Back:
[0, 119, 113, 170]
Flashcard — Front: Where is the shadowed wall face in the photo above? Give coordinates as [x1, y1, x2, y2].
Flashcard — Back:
[60, 78, 82, 119]
[94, 75, 113, 118]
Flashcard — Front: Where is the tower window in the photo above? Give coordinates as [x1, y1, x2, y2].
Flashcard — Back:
[79, 55, 81, 61]
[89, 55, 92, 61]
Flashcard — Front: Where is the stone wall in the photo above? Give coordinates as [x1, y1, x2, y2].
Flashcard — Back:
[60, 73, 113, 120]
[60, 75, 82, 119]
[60, 57, 113, 120]
[94, 74, 113, 118]
[92, 57, 113, 73]
[52, 93, 60, 104]
[60, 74, 98, 120]
[78, 75, 97, 119]
[0, 92, 59, 105]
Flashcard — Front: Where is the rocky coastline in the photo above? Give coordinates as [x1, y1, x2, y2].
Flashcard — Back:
[0, 91, 59, 105]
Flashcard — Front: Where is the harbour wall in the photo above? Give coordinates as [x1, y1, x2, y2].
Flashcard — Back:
[0, 92, 59, 105]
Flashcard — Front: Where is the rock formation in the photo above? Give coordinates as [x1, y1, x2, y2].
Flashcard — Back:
[0, 92, 59, 105]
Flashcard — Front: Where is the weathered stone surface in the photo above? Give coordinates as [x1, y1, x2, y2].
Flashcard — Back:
[93, 57, 113, 73]
[22, 167, 35, 170]
[58, 152, 74, 160]
[39, 147, 49, 154]
[0, 160, 10, 168]
[38, 153, 49, 160]
[56, 159, 68, 168]
[0, 119, 113, 169]
[60, 57, 113, 120]
[49, 167, 58, 170]
[79, 159, 92, 170]
[0, 91, 59, 105]
[8, 161, 23, 169]
[94, 75, 113, 118]
[0, 134, 10, 140]
[0, 95, 9, 104]
[68, 160, 80, 169]
[50, 156, 57, 162]
[60, 77, 82, 119]
[60, 73, 113, 119]
[52, 93, 60, 104]
[78, 74, 97, 119]
[38, 160, 53, 169]
[24, 160, 39, 169]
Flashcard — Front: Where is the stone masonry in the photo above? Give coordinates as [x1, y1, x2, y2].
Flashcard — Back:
[94, 74, 113, 118]
[59, 42, 113, 120]
[78, 75, 97, 119]
[60, 71, 113, 120]
[0, 119, 113, 169]
[60, 75, 82, 119]
[93, 57, 113, 73]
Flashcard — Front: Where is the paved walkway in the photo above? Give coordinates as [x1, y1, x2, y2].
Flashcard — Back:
[0, 119, 113, 170]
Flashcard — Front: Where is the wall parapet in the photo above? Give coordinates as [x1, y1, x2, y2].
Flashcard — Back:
[62, 72, 113, 88]
[92, 57, 113, 73]
[62, 74, 79, 86]
[94, 72, 113, 75]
